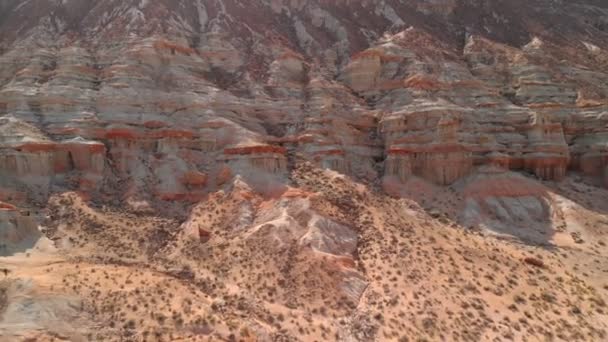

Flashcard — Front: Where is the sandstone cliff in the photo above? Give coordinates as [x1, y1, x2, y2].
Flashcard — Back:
[1, 1, 608, 341]
[0, 0, 607, 204]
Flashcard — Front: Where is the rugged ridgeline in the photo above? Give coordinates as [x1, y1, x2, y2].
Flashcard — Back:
[0, 0, 607, 206]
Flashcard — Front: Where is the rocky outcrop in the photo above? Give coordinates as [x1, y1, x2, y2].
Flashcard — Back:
[383, 113, 472, 185]
[458, 169, 555, 243]
[0, 202, 40, 256]
[181, 170, 208, 187]
[523, 112, 569, 180]
[1, 3, 608, 341]
[340, 51, 384, 94]
[0, 0, 606, 203]
[578, 151, 608, 187]
[0, 118, 107, 197]
[221, 145, 288, 175]
[57, 138, 105, 175]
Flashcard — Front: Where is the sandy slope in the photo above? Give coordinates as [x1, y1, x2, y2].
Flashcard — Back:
[0, 164, 606, 341]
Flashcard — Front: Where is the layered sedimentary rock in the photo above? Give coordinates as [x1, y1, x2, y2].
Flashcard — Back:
[220, 145, 288, 175]
[0, 117, 106, 199]
[523, 112, 570, 180]
[383, 112, 473, 185]
[458, 168, 556, 243]
[0, 0, 606, 203]
[1, 2, 608, 341]
[0, 201, 40, 256]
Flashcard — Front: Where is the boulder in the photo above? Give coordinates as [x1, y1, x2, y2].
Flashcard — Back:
[181, 170, 208, 187]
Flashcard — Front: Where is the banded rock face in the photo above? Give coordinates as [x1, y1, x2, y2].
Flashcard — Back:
[0, 0, 607, 196]
[384, 113, 473, 185]
[0, 201, 41, 256]
[1, 3, 608, 341]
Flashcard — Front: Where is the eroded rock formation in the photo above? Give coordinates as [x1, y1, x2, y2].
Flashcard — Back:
[0, 0, 606, 201]
[1, 2, 608, 341]
[0, 201, 40, 256]
[523, 112, 569, 180]
[384, 113, 473, 185]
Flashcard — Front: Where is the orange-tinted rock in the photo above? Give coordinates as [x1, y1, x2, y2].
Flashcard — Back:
[579, 152, 607, 177]
[143, 121, 168, 129]
[198, 228, 211, 243]
[0, 201, 17, 211]
[221, 145, 288, 175]
[102, 127, 140, 140]
[0, 0, 607, 203]
[181, 171, 208, 187]
[78, 178, 99, 192]
[148, 129, 195, 139]
[404, 75, 445, 91]
[59, 139, 106, 174]
[384, 114, 473, 185]
[313, 149, 346, 157]
[0, 148, 56, 176]
[16, 142, 57, 153]
[153, 39, 197, 56]
[224, 145, 287, 155]
[576, 150, 608, 187]
[485, 152, 511, 169]
[340, 51, 382, 93]
[216, 165, 233, 186]
[0, 117, 106, 191]
[523, 113, 569, 180]
[386, 146, 472, 185]
[156, 192, 205, 202]
[0, 187, 27, 204]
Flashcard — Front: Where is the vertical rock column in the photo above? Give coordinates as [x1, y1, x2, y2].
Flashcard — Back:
[523, 113, 569, 181]
[221, 145, 288, 176]
[383, 114, 472, 185]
